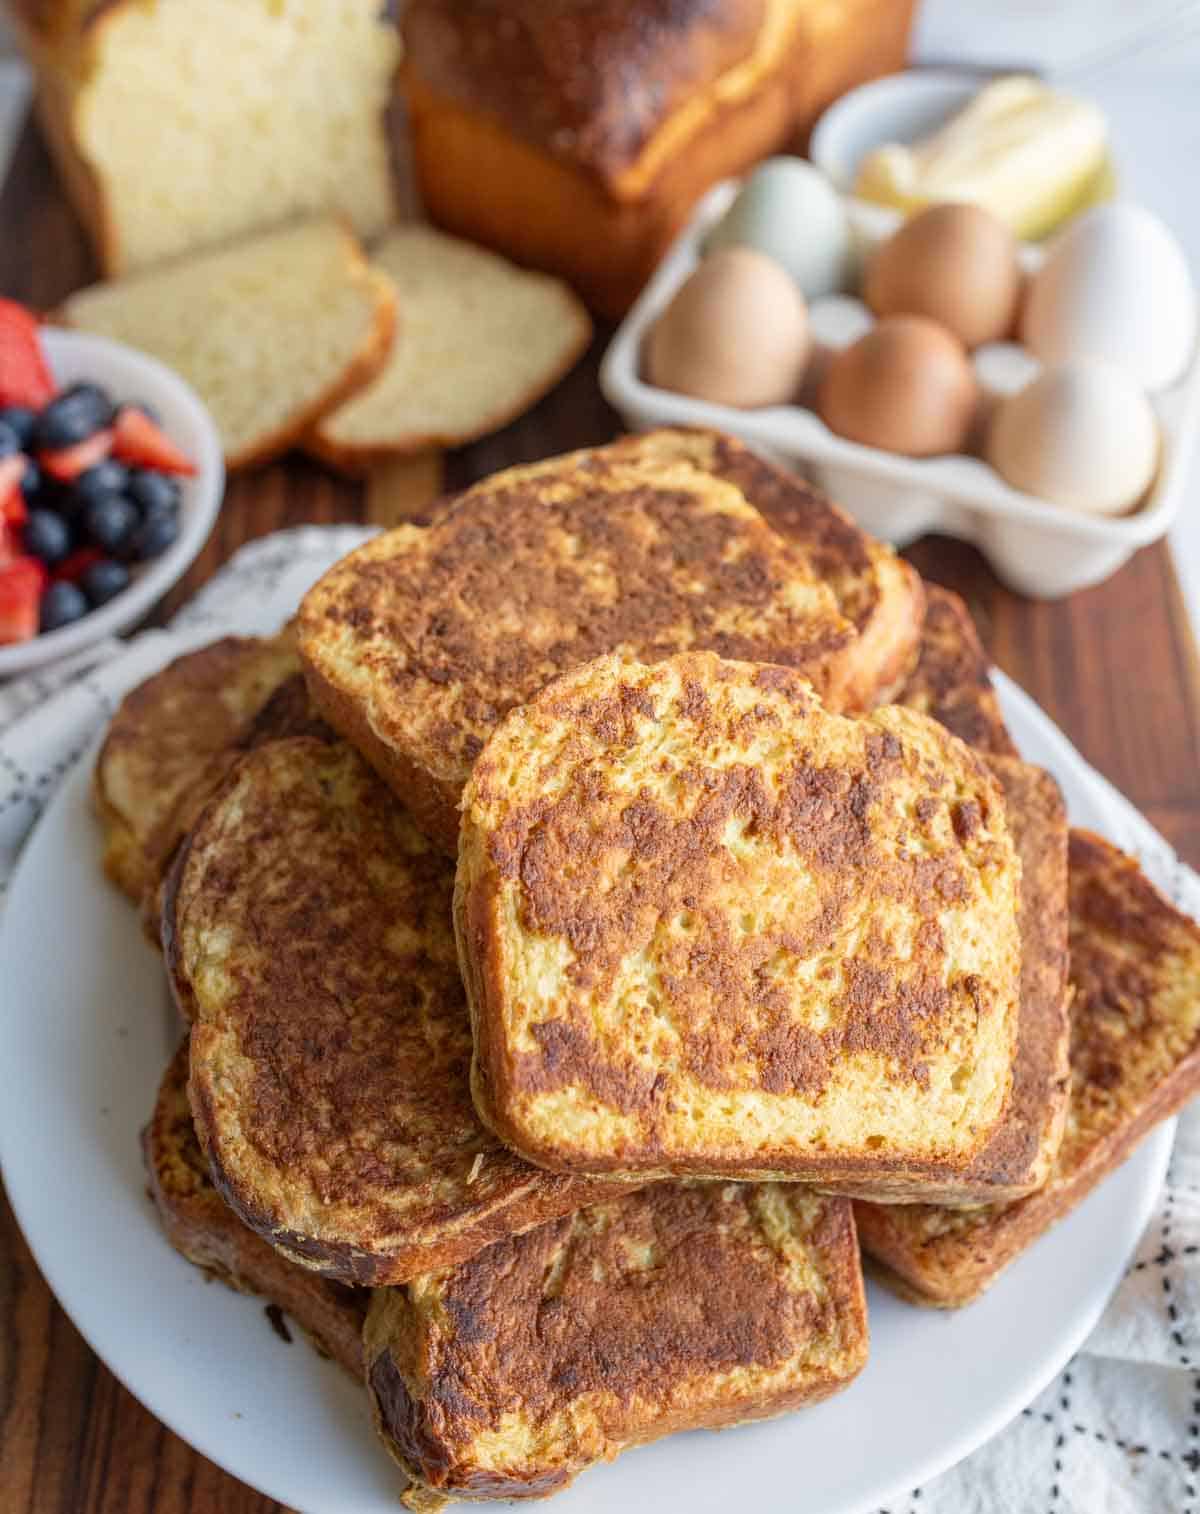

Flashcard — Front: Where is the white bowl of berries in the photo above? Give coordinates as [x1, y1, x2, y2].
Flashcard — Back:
[0, 303, 224, 677]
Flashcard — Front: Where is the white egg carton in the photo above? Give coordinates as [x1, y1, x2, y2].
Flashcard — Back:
[600, 180, 1200, 599]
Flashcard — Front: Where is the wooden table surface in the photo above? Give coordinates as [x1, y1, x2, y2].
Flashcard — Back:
[2, 114, 1199, 1514]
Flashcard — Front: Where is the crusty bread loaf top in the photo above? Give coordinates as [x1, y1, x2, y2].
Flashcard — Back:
[366, 1181, 867, 1502]
[171, 736, 622, 1286]
[458, 649, 1023, 1186]
[142, 1041, 367, 1379]
[299, 430, 856, 851]
[855, 829, 1200, 1306]
[403, 0, 804, 196]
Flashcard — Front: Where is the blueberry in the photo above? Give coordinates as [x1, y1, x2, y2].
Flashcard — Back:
[80, 557, 130, 607]
[82, 494, 138, 555]
[40, 580, 89, 632]
[74, 459, 129, 507]
[0, 405, 37, 449]
[36, 383, 115, 450]
[19, 458, 42, 503]
[129, 509, 180, 560]
[127, 469, 180, 517]
[22, 508, 73, 566]
[0, 420, 21, 458]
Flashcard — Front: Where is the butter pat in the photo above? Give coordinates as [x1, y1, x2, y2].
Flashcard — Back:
[854, 76, 1110, 240]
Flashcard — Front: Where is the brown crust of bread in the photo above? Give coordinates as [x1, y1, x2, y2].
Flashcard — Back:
[855, 829, 1200, 1306]
[898, 584, 1017, 757]
[401, 2, 916, 314]
[143, 1041, 367, 1376]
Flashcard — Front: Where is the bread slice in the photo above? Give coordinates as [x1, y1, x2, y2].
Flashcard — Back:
[458, 649, 1023, 1190]
[856, 830, 1200, 1306]
[621, 429, 926, 709]
[10, 0, 399, 276]
[897, 584, 1018, 758]
[61, 218, 397, 468]
[308, 225, 592, 468]
[169, 736, 623, 1285]
[365, 1182, 868, 1504]
[826, 754, 1070, 1203]
[299, 430, 858, 852]
[143, 1040, 366, 1378]
[93, 629, 301, 905]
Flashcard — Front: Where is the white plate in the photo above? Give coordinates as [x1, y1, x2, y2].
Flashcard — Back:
[0, 669, 1173, 1514]
[0, 328, 224, 677]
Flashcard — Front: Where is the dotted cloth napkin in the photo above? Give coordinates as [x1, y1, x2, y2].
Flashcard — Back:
[1, 527, 1197, 1512]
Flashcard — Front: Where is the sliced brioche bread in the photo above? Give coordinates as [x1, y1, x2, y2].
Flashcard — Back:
[856, 830, 1200, 1306]
[10, 0, 399, 276]
[898, 584, 1017, 757]
[62, 218, 397, 468]
[458, 650, 1024, 1192]
[307, 224, 592, 468]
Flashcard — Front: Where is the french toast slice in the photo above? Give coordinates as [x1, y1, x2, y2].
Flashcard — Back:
[856, 830, 1200, 1306]
[896, 584, 1017, 758]
[298, 429, 859, 853]
[143, 1040, 366, 1377]
[94, 628, 300, 906]
[458, 650, 1023, 1191]
[612, 428, 926, 710]
[826, 754, 1070, 1203]
[169, 736, 622, 1286]
[365, 1182, 868, 1504]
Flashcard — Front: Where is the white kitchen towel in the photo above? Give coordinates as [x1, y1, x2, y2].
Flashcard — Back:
[1, 525, 1198, 1511]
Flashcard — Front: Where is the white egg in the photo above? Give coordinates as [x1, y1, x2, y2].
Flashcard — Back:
[1022, 203, 1197, 391]
[705, 158, 855, 300]
[986, 360, 1159, 516]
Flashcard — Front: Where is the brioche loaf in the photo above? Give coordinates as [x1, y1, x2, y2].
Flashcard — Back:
[401, 0, 917, 315]
[8, 0, 399, 276]
[62, 219, 397, 468]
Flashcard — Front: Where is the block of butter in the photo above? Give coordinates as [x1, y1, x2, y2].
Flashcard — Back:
[854, 76, 1111, 240]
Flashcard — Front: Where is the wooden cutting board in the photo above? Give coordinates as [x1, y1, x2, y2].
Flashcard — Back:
[1, 113, 1199, 1514]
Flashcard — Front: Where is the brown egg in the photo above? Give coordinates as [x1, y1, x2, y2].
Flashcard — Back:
[817, 316, 979, 457]
[645, 247, 810, 408]
[864, 203, 1022, 349]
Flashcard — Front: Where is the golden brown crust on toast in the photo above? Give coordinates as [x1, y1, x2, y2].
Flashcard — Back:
[459, 650, 1023, 1190]
[93, 630, 302, 907]
[170, 737, 624, 1285]
[365, 1182, 868, 1501]
[142, 1041, 366, 1376]
[897, 585, 1017, 757]
[855, 830, 1200, 1306]
[299, 430, 857, 852]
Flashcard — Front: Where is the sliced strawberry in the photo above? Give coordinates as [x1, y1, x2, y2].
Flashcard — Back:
[53, 546, 102, 583]
[40, 428, 114, 482]
[111, 406, 196, 476]
[0, 556, 47, 644]
[0, 299, 55, 410]
[0, 453, 28, 523]
[0, 521, 15, 566]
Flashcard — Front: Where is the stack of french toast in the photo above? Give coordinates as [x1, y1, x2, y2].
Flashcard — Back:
[96, 429, 1200, 1505]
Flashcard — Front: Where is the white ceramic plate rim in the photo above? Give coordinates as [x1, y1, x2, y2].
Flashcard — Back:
[0, 669, 1174, 1514]
[0, 328, 224, 678]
